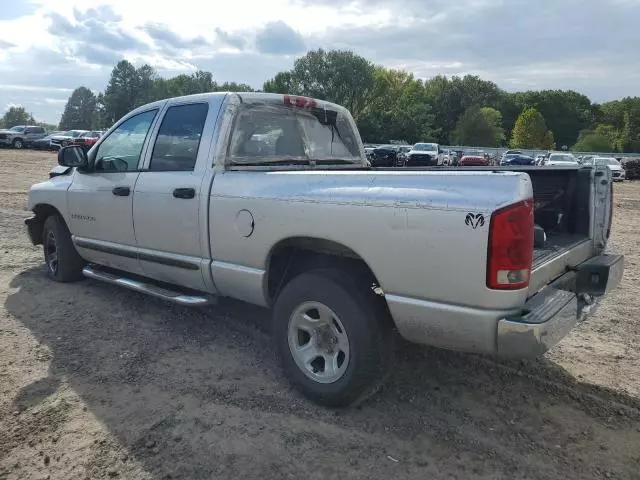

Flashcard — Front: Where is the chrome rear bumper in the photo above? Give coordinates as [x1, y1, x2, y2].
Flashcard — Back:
[498, 254, 624, 357]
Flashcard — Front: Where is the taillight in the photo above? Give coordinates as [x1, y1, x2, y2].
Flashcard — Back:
[487, 200, 534, 290]
[606, 181, 613, 239]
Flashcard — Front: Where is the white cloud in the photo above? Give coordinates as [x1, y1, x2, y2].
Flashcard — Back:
[0, 0, 638, 124]
[44, 98, 68, 105]
[0, 85, 73, 93]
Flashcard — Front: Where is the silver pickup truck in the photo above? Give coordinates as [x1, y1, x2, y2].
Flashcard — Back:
[25, 92, 624, 407]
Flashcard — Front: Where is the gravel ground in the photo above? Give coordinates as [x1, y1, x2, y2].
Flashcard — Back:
[1, 149, 639, 480]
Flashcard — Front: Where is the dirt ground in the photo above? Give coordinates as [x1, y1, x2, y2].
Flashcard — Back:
[0, 149, 638, 480]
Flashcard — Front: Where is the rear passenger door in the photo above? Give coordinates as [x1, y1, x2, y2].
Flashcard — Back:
[133, 101, 214, 292]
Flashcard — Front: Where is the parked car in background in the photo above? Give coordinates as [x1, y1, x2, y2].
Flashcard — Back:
[50, 130, 90, 150]
[579, 155, 596, 165]
[621, 157, 640, 180]
[31, 131, 64, 150]
[503, 154, 535, 166]
[459, 149, 489, 166]
[546, 153, 579, 166]
[535, 154, 546, 165]
[500, 149, 522, 164]
[405, 142, 443, 166]
[370, 144, 399, 167]
[443, 149, 459, 166]
[396, 145, 412, 166]
[0, 125, 47, 149]
[72, 131, 104, 150]
[585, 157, 626, 181]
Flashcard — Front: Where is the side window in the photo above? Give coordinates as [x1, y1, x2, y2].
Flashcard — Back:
[24, 127, 33, 134]
[149, 103, 209, 171]
[35, 127, 45, 134]
[94, 110, 158, 172]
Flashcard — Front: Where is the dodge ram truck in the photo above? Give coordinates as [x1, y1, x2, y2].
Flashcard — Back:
[25, 92, 624, 407]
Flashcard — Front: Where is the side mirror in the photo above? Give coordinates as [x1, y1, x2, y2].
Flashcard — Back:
[58, 145, 88, 168]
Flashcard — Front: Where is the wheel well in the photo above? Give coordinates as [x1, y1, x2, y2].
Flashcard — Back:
[266, 237, 383, 304]
[30, 204, 64, 245]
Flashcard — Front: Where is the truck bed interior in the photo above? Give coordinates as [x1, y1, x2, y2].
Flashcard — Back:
[524, 167, 593, 267]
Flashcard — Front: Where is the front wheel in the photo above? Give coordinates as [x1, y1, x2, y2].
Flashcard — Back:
[12, 138, 24, 149]
[43, 215, 86, 282]
[273, 269, 394, 407]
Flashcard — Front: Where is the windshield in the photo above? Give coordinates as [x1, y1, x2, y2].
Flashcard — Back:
[595, 158, 620, 166]
[413, 143, 437, 152]
[228, 103, 362, 165]
[9, 126, 24, 132]
[549, 154, 577, 163]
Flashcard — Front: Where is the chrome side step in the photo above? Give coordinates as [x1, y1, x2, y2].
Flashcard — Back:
[82, 266, 213, 306]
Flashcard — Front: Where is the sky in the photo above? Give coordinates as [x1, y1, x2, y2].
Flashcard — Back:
[0, 0, 639, 125]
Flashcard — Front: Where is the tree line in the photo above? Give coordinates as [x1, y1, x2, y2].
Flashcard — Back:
[5, 49, 639, 152]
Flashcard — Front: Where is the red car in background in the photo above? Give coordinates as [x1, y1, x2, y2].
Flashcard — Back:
[72, 130, 104, 150]
[459, 149, 489, 166]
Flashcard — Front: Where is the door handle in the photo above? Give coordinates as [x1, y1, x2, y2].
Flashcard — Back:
[112, 186, 130, 196]
[173, 188, 195, 199]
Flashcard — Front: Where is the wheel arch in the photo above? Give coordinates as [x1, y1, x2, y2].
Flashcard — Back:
[265, 236, 385, 305]
[29, 203, 66, 245]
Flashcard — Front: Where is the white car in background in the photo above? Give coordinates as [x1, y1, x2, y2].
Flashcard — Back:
[586, 157, 626, 181]
[546, 153, 579, 166]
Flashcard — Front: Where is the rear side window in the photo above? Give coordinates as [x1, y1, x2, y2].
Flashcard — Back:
[149, 103, 209, 171]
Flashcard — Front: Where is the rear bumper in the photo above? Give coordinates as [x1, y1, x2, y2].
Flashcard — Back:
[388, 254, 624, 357]
[497, 253, 624, 357]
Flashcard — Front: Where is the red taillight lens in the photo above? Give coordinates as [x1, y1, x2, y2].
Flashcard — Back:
[487, 200, 534, 290]
[607, 182, 613, 239]
[284, 95, 317, 108]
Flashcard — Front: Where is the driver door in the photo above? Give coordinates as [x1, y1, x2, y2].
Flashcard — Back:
[67, 108, 160, 274]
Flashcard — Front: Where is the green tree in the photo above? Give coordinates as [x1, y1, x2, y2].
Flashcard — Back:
[573, 132, 614, 152]
[101, 61, 159, 124]
[510, 107, 555, 149]
[511, 90, 593, 148]
[102, 60, 143, 124]
[285, 49, 376, 120]
[0, 106, 35, 128]
[358, 68, 437, 143]
[215, 81, 254, 92]
[424, 75, 503, 143]
[263, 71, 298, 94]
[450, 106, 505, 146]
[59, 87, 97, 130]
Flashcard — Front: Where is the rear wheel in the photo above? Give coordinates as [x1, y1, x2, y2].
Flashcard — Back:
[273, 268, 393, 407]
[12, 138, 24, 149]
[43, 215, 85, 282]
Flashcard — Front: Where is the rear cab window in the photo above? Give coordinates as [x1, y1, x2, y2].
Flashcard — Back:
[227, 96, 363, 166]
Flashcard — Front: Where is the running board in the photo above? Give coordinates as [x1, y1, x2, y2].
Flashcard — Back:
[82, 266, 214, 306]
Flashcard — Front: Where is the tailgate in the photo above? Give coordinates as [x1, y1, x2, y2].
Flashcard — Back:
[527, 165, 612, 296]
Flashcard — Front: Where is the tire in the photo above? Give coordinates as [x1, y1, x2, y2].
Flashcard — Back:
[12, 138, 24, 149]
[273, 268, 394, 407]
[42, 215, 85, 282]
